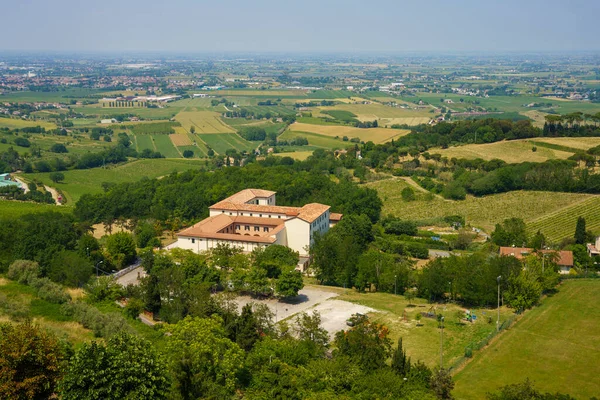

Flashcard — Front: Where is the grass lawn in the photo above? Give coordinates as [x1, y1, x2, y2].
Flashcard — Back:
[431, 139, 574, 163]
[21, 158, 206, 204]
[366, 178, 594, 234]
[334, 287, 515, 368]
[453, 280, 600, 399]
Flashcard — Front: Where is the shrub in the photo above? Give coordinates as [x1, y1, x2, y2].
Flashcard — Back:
[85, 276, 123, 302]
[50, 143, 68, 153]
[7, 260, 41, 284]
[61, 301, 133, 338]
[29, 277, 71, 304]
[124, 298, 144, 319]
[182, 149, 194, 158]
[14, 137, 31, 147]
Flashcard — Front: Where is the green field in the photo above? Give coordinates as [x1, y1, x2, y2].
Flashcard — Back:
[527, 196, 600, 242]
[21, 158, 206, 204]
[332, 286, 515, 369]
[152, 134, 181, 158]
[198, 133, 255, 154]
[175, 111, 235, 134]
[454, 280, 600, 399]
[0, 117, 57, 130]
[72, 105, 181, 120]
[0, 200, 70, 217]
[367, 178, 594, 235]
[134, 134, 155, 152]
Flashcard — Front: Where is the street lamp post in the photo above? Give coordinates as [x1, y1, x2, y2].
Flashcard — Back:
[394, 275, 397, 295]
[496, 275, 501, 332]
[96, 260, 103, 278]
[439, 316, 445, 368]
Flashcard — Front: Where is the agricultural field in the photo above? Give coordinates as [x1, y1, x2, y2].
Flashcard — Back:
[431, 139, 574, 163]
[367, 178, 593, 235]
[174, 111, 235, 134]
[198, 133, 255, 154]
[279, 130, 346, 150]
[133, 134, 155, 152]
[0, 117, 57, 130]
[287, 122, 410, 143]
[21, 158, 205, 204]
[453, 280, 600, 400]
[319, 103, 433, 122]
[72, 105, 182, 120]
[526, 195, 600, 242]
[535, 136, 600, 150]
[0, 130, 113, 159]
[152, 134, 181, 158]
[269, 151, 314, 160]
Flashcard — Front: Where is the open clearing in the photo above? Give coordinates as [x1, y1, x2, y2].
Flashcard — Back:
[367, 178, 593, 235]
[454, 280, 600, 400]
[288, 122, 409, 143]
[0, 117, 57, 130]
[174, 111, 235, 134]
[432, 140, 574, 163]
[22, 158, 205, 204]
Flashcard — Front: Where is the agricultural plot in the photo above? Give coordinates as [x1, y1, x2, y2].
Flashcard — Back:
[0, 117, 56, 130]
[535, 136, 600, 150]
[269, 151, 314, 161]
[453, 280, 600, 400]
[431, 140, 574, 163]
[241, 105, 296, 116]
[152, 134, 181, 158]
[307, 90, 355, 99]
[134, 134, 155, 152]
[526, 195, 600, 242]
[367, 178, 592, 234]
[198, 133, 255, 154]
[279, 130, 346, 150]
[72, 105, 181, 120]
[22, 158, 205, 204]
[191, 90, 308, 98]
[378, 117, 431, 126]
[0, 200, 69, 217]
[169, 133, 192, 146]
[288, 122, 410, 144]
[175, 111, 235, 134]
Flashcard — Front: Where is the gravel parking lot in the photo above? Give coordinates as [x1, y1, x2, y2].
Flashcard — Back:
[235, 286, 376, 338]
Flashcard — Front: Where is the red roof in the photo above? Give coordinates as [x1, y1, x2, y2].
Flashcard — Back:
[498, 247, 573, 267]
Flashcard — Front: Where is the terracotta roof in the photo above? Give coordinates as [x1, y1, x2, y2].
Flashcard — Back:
[177, 214, 286, 243]
[498, 247, 573, 267]
[179, 231, 277, 244]
[210, 201, 299, 216]
[178, 214, 233, 237]
[221, 188, 275, 204]
[297, 203, 330, 223]
[329, 212, 343, 221]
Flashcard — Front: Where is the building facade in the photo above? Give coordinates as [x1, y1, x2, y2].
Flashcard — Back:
[173, 189, 342, 258]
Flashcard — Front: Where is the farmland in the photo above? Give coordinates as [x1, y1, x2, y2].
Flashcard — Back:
[279, 130, 346, 150]
[453, 280, 600, 400]
[431, 139, 574, 163]
[0, 117, 57, 130]
[526, 195, 600, 242]
[288, 122, 410, 143]
[198, 133, 255, 154]
[21, 158, 206, 204]
[0, 200, 69, 217]
[174, 111, 235, 134]
[367, 178, 593, 235]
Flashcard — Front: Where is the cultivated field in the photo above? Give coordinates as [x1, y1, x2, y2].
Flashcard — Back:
[432, 140, 574, 163]
[526, 195, 600, 242]
[198, 133, 255, 154]
[453, 280, 600, 399]
[22, 158, 205, 204]
[367, 178, 593, 234]
[536, 136, 600, 150]
[379, 117, 431, 126]
[0, 200, 68, 217]
[279, 130, 346, 150]
[174, 111, 235, 134]
[288, 122, 409, 143]
[169, 133, 193, 146]
[270, 151, 314, 160]
[0, 117, 57, 130]
[320, 103, 432, 121]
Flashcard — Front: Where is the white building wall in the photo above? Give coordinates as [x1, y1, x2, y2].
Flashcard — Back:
[177, 236, 271, 254]
[309, 210, 330, 245]
[284, 218, 310, 255]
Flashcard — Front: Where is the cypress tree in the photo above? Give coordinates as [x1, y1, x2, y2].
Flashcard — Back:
[391, 337, 411, 376]
[575, 216, 586, 244]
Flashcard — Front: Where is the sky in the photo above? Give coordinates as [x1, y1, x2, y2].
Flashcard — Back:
[1, 0, 599, 53]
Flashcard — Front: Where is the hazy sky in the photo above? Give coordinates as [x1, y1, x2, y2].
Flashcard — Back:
[2, 0, 599, 53]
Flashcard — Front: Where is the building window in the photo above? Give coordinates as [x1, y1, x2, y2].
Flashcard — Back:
[269, 215, 272, 218]
[191, 238, 195, 244]
[278, 215, 281, 219]
[250, 213, 253, 217]
[229, 212, 233, 215]
[254, 226, 260, 232]
[259, 214, 262, 217]
[245, 226, 250, 231]
[264, 227, 269, 232]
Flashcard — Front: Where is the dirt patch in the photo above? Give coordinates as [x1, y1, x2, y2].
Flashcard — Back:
[66, 288, 86, 301]
[0, 277, 8, 286]
[91, 222, 132, 239]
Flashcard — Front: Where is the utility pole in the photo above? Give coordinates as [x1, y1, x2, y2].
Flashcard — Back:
[497, 275, 502, 332]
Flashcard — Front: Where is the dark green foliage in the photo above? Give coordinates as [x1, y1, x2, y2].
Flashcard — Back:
[401, 186, 416, 201]
[487, 378, 577, 400]
[182, 149, 194, 158]
[574, 216, 586, 244]
[391, 337, 411, 376]
[235, 304, 260, 351]
[275, 267, 304, 298]
[239, 126, 267, 141]
[14, 137, 31, 147]
[50, 143, 68, 153]
[134, 220, 160, 248]
[47, 250, 93, 287]
[430, 368, 455, 399]
[60, 333, 170, 400]
[60, 301, 133, 338]
[384, 218, 418, 236]
[334, 315, 392, 371]
[49, 171, 64, 183]
[105, 232, 137, 269]
[492, 218, 528, 247]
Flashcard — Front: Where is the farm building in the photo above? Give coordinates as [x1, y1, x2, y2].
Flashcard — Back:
[586, 237, 600, 258]
[0, 173, 23, 189]
[172, 189, 342, 269]
[499, 247, 574, 274]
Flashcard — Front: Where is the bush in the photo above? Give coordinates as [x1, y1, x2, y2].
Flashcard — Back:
[85, 276, 123, 302]
[61, 301, 133, 338]
[14, 137, 31, 147]
[124, 298, 144, 319]
[7, 260, 41, 284]
[385, 220, 418, 236]
[405, 242, 429, 259]
[50, 143, 68, 153]
[29, 277, 71, 304]
[182, 149, 194, 158]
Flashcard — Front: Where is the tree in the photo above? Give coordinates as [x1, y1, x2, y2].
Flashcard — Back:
[334, 316, 392, 371]
[50, 143, 68, 153]
[391, 337, 411, 376]
[401, 186, 416, 201]
[105, 232, 137, 269]
[486, 378, 576, 400]
[60, 333, 169, 400]
[235, 304, 260, 351]
[49, 172, 65, 184]
[276, 267, 304, 298]
[295, 310, 329, 353]
[492, 218, 528, 247]
[48, 250, 93, 287]
[189, 125, 195, 134]
[574, 216, 586, 245]
[167, 316, 244, 399]
[0, 322, 65, 400]
[182, 150, 194, 158]
[430, 368, 454, 399]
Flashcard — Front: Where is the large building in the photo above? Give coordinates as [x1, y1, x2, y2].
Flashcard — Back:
[173, 189, 342, 261]
[498, 246, 574, 274]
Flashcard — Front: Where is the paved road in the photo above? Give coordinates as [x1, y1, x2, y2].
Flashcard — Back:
[116, 266, 146, 286]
